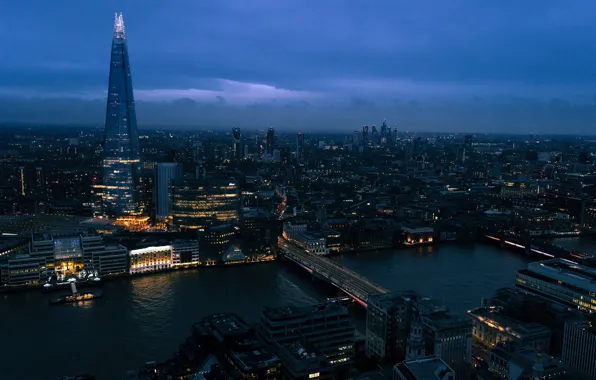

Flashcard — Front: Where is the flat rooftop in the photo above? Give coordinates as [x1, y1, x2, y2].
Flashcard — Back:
[395, 356, 453, 380]
[524, 258, 596, 292]
[263, 302, 348, 321]
[468, 307, 550, 339]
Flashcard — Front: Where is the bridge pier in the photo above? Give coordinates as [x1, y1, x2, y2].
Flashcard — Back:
[500, 239, 505, 249]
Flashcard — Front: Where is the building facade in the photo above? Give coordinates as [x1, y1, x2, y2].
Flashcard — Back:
[562, 318, 596, 379]
[129, 245, 172, 274]
[468, 307, 551, 351]
[155, 163, 181, 219]
[98, 13, 142, 217]
[515, 258, 596, 314]
[171, 179, 239, 230]
[259, 302, 355, 367]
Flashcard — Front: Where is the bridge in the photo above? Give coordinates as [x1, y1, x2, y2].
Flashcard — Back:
[278, 238, 388, 307]
[483, 232, 593, 261]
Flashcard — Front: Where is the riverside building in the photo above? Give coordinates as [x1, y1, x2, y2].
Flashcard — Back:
[515, 258, 596, 314]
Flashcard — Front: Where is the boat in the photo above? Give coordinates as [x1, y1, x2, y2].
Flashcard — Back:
[48, 282, 102, 305]
[49, 292, 102, 305]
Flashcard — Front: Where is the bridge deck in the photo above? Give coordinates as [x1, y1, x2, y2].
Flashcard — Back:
[278, 238, 388, 305]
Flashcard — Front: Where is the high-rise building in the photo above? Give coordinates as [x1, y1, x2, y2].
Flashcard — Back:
[296, 132, 305, 163]
[562, 318, 596, 379]
[154, 163, 181, 219]
[232, 127, 243, 161]
[362, 126, 369, 147]
[99, 13, 142, 217]
[170, 178, 239, 230]
[266, 127, 276, 154]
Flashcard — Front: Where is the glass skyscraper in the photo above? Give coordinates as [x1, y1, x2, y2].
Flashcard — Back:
[99, 13, 142, 217]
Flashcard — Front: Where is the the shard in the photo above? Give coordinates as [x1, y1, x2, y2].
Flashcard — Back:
[100, 13, 142, 216]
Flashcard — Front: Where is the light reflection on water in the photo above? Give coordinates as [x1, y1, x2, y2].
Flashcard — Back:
[0, 243, 539, 379]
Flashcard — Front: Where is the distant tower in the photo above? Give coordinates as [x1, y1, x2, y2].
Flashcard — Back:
[362, 126, 369, 147]
[266, 127, 276, 154]
[99, 13, 142, 217]
[406, 312, 426, 360]
[155, 163, 181, 219]
[392, 128, 399, 146]
[371, 125, 378, 145]
[296, 132, 305, 163]
[232, 127, 243, 161]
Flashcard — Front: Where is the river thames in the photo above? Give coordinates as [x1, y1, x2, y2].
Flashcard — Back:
[0, 243, 532, 379]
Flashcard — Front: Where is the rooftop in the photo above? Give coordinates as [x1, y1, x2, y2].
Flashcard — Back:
[263, 301, 349, 322]
[524, 258, 596, 292]
[395, 355, 454, 380]
[468, 307, 550, 339]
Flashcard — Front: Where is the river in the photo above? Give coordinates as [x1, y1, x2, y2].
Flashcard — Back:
[0, 243, 530, 379]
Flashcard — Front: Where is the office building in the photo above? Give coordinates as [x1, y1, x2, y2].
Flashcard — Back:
[232, 127, 244, 161]
[18, 164, 45, 198]
[468, 307, 551, 351]
[154, 163, 181, 219]
[273, 341, 334, 380]
[266, 127, 276, 154]
[296, 132, 305, 163]
[366, 292, 415, 362]
[515, 258, 596, 314]
[422, 312, 472, 380]
[258, 302, 355, 367]
[170, 179, 239, 230]
[239, 208, 281, 258]
[98, 13, 142, 217]
[0, 230, 127, 286]
[489, 342, 580, 380]
[200, 224, 237, 264]
[193, 313, 281, 379]
[562, 318, 596, 379]
[129, 245, 172, 274]
[171, 239, 200, 267]
[393, 356, 455, 380]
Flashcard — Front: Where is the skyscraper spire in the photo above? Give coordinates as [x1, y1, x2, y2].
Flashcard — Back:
[96, 12, 141, 217]
[113, 12, 125, 39]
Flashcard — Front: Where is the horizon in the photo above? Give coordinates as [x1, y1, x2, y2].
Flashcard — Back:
[1, 1, 596, 132]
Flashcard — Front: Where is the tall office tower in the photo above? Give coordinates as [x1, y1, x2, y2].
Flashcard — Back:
[371, 125, 378, 145]
[266, 127, 276, 154]
[562, 318, 596, 379]
[296, 132, 304, 163]
[380, 119, 388, 138]
[154, 163, 181, 219]
[362, 125, 369, 147]
[100, 13, 142, 217]
[232, 127, 243, 161]
[392, 128, 399, 146]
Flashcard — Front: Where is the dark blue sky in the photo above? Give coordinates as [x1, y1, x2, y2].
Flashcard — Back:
[2, 0, 596, 132]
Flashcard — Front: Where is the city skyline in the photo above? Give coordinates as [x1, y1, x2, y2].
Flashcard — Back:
[1, 1, 596, 133]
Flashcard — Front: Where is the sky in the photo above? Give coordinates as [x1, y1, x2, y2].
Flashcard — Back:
[2, 0, 596, 133]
